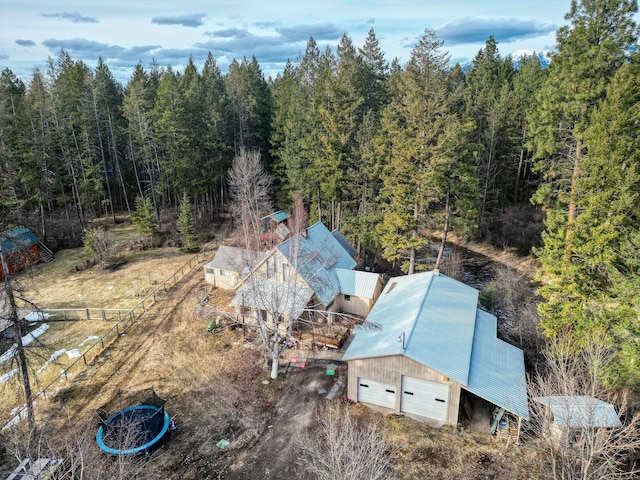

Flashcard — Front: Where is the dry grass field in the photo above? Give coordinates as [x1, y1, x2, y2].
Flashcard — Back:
[0, 220, 539, 479]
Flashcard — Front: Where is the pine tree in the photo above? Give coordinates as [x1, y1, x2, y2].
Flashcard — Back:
[177, 192, 200, 253]
[530, 0, 638, 271]
[132, 195, 157, 236]
[539, 57, 640, 385]
[376, 30, 477, 274]
[529, 0, 639, 356]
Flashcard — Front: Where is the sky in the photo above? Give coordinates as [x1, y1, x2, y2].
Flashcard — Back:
[0, 0, 573, 85]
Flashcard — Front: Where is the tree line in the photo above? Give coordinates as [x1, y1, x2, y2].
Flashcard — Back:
[1, 0, 640, 386]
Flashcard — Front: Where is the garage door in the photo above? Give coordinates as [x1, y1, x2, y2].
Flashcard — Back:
[401, 376, 449, 422]
[357, 378, 396, 409]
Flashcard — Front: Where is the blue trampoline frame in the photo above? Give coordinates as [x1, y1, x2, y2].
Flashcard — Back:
[96, 405, 170, 455]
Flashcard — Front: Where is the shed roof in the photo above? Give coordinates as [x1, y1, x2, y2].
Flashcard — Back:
[205, 246, 263, 274]
[336, 268, 381, 299]
[262, 210, 289, 223]
[343, 271, 529, 419]
[466, 310, 529, 420]
[278, 222, 356, 306]
[231, 278, 314, 320]
[535, 396, 621, 428]
[0, 226, 40, 256]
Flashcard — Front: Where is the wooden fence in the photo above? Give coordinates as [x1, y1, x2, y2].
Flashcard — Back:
[2, 243, 216, 430]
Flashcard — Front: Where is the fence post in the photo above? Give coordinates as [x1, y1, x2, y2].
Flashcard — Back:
[101, 310, 106, 321]
[82, 354, 87, 366]
[85, 308, 90, 320]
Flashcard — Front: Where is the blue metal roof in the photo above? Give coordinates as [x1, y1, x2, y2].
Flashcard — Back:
[262, 210, 289, 223]
[535, 396, 620, 428]
[466, 310, 529, 420]
[0, 226, 40, 256]
[343, 272, 477, 385]
[343, 271, 529, 419]
[331, 230, 357, 258]
[232, 278, 314, 319]
[336, 269, 380, 299]
[278, 222, 356, 306]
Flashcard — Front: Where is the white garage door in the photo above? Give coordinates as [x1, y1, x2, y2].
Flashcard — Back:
[401, 376, 449, 422]
[357, 378, 396, 409]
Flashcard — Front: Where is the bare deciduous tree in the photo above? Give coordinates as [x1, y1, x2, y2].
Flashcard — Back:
[526, 335, 640, 479]
[295, 403, 398, 480]
[227, 150, 358, 379]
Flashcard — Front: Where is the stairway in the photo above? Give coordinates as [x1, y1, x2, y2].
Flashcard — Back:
[38, 242, 54, 262]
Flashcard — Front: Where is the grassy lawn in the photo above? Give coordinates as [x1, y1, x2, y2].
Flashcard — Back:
[18, 223, 197, 310]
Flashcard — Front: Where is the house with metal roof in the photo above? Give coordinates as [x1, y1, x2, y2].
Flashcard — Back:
[228, 222, 382, 344]
[0, 226, 51, 279]
[342, 271, 529, 428]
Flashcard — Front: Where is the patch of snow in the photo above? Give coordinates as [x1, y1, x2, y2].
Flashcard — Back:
[22, 323, 49, 347]
[24, 311, 52, 322]
[79, 335, 99, 347]
[0, 368, 17, 384]
[66, 349, 81, 359]
[0, 345, 18, 365]
[37, 349, 67, 373]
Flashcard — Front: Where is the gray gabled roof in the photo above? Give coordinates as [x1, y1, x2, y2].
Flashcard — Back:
[343, 271, 529, 420]
[535, 396, 621, 428]
[278, 222, 356, 306]
[336, 268, 381, 299]
[206, 246, 264, 274]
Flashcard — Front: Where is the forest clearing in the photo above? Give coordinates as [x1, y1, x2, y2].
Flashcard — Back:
[0, 220, 541, 479]
[2, 0, 640, 478]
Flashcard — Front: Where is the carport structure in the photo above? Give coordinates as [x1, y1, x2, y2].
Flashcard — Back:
[342, 271, 529, 432]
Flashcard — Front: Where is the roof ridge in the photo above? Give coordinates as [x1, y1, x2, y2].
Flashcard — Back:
[402, 272, 434, 354]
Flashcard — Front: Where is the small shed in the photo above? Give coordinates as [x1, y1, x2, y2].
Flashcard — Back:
[334, 268, 383, 317]
[0, 226, 47, 278]
[342, 271, 529, 428]
[535, 395, 622, 447]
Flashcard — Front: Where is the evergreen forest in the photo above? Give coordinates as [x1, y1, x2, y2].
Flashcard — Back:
[2, 0, 640, 388]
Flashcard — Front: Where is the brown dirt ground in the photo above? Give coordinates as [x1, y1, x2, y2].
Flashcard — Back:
[0, 224, 542, 479]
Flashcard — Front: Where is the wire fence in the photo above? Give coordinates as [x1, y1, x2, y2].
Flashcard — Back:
[2, 242, 217, 430]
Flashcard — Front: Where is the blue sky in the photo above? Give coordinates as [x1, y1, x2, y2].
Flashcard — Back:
[1, 0, 572, 84]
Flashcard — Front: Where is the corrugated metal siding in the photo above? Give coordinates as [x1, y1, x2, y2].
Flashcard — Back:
[347, 355, 461, 425]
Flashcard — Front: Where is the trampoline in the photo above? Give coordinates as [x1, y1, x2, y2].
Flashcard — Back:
[96, 389, 170, 455]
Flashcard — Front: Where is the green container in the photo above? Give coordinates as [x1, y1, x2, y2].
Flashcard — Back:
[326, 369, 335, 376]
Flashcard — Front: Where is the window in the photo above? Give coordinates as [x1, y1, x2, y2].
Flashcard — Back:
[267, 259, 275, 279]
[283, 263, 290, 281]
[219, 269, 229, 276]
[344, 294, 351, 301]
